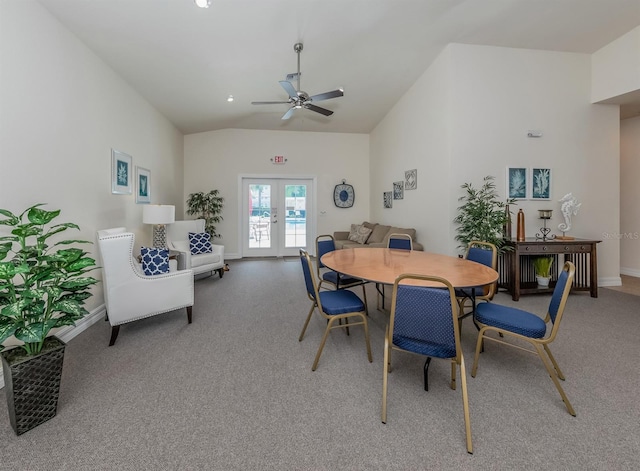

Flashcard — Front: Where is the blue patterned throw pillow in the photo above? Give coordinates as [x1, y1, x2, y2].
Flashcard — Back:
[189, 232, 213, 255]
[140, 247, 169, 276]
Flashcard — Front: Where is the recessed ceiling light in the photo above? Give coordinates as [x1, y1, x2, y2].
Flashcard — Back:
[195, 0, 211, 8]
[227, 95, 234, 102]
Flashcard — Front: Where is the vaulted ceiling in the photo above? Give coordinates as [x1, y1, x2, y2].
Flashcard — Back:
[37, 0, 640, 134]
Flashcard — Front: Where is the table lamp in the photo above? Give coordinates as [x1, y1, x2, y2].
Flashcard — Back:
[143, 204, 175, 248]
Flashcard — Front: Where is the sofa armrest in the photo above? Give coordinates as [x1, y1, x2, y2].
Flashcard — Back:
[334, 231, 350, 241]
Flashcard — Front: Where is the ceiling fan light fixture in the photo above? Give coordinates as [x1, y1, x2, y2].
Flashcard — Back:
[194, 0, 211, 8]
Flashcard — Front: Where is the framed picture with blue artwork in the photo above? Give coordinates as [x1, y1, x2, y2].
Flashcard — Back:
[531, 168, 551, 200]
[136, 166, 151, 204]
[111, 149, 132, 195]
[506, 167, 527, 200]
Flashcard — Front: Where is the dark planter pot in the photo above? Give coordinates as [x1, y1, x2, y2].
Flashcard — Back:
[1, 336, 66, 435]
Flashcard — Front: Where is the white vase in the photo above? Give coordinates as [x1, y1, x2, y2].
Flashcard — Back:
[536, 275, 551, 288]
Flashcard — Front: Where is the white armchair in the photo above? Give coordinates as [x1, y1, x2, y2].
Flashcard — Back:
[96, 228, 194, 346]
[166, 219, 225, 278]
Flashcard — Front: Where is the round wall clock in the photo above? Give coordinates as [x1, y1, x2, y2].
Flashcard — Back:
[334, 181, 355, 208]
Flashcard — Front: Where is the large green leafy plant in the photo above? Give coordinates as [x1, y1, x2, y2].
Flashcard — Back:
[0, 204, 98, 356]
[186, 190, 224, 238]
[454, 175, 514, 253]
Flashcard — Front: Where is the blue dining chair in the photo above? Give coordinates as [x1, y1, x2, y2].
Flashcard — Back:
[471, 261, 576, 416]
[381, 274, 473, 454]
[377, 233, 414, 310]
[298, 249, 372, 371]
[315, 235, 369, 313]
[387, 233, 413, 250]
[455, 241, 498, 323]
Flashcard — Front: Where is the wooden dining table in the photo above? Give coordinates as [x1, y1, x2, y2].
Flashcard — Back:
[321, 247, 498, 289]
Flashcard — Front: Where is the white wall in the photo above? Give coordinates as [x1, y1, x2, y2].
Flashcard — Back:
[592, 26, 640, 103]
[370, 43, 621, 284]
[620, 116, 640, 276]
[370, 48, 452, 255]
[183, 129, 369, 257]
[0, 0, 185, 313]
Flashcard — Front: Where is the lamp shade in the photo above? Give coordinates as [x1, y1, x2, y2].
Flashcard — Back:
[143, 205, 175, 225]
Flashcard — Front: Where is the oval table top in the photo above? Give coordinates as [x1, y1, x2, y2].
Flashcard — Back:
[321, 247, 498, 288]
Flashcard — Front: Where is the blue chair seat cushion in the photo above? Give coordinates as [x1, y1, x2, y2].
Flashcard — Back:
[322, 271, 363, 287]
[319, 290, 365, 315]
[475, 303, 547, 338]
[393, 334, 456, 359]
[455, 286, 485, 298]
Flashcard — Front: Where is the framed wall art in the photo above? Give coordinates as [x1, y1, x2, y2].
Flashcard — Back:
[405, 169, 417, 190]
[531, 168, 551, 200]
[136, 166, 151, 204]
[393, 181, 404, 200]
[111, 149, 133, 195]
[506, 167, 527, 200]
[383, 191, 393, 208]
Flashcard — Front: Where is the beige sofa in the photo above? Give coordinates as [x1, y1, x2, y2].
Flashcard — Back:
[333, 221, 424, 251]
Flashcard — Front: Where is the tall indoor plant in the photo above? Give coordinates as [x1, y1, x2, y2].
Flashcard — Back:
[186, 190, 224, 238]
[0, 204, 98, 434]
[454, 175, 514, 253]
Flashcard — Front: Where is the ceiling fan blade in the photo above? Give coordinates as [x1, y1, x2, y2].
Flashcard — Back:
[279, 80, 298, 100]
[251, 101, 291, 105]
[309, 89, 344, 102]
[304, 103, 333, 116]
[281, 108, 296, 120]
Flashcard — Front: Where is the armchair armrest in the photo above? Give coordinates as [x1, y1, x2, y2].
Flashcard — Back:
[334, 231, 349, 241]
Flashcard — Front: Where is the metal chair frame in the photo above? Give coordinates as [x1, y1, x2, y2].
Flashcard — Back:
[381, 274, 473, 454]
[471, 261, 576, 416]
[298, 249, 372, 371]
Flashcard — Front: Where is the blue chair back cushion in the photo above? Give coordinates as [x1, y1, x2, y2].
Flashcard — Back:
[392, 285, 456, 359]
[322, 271, 361, 287]
[316, 239, 336, 269]
[140, 247, 169, 276]
[549, 269, 570, 324]
[467, 246, 493, 267]
[299, 252, 316, 299]
[475, 303, 546, 338]
[389, 238, 412, 250]
[189, 232, 213, 255]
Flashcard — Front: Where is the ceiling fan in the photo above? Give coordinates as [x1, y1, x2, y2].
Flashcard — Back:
[251, 43, 344, 120]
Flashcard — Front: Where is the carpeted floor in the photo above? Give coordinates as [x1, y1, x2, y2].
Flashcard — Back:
[1, 258, 639, 470]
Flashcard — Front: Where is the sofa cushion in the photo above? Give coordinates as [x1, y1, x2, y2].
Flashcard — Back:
[348, 224, 373, 244]
[362, 221, 377, 232]
[368, 224, 391, 244]
[140, 247, 170, 276]
[189, 232, 213, 255]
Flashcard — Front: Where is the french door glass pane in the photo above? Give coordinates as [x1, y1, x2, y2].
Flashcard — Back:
[249, 184, 271, 248]
[284, 184, 306, 248]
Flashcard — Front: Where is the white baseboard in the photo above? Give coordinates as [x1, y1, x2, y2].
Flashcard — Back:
[599, 276, 622, 287]
[0, 304, 106, 390]
[620, 267, 640, 278]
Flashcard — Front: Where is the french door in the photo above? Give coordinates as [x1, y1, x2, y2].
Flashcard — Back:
[242, 177, 314, 257]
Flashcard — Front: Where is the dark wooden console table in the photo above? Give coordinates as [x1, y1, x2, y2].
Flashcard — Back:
[498, 238, 600, 301]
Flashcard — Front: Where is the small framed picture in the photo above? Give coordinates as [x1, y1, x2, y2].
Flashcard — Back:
[506, 167, 527, 200]
[393, 181, 404, 200]
[383, 191, 393, 208]
[405, 169, 417, 190]
[531, 168, 551, 200]
[111, 149, 133, 195]
[136, 167, 151, 204]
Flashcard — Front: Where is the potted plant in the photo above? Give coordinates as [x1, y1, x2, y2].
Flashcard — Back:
[0, 204, 98, 435]
[533, 256, 554, 287]
[186, 190, 224, 239]
[454, 176, 514, 253]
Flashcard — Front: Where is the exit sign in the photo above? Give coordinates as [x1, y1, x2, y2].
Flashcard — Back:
[273, 155, 285, 164]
